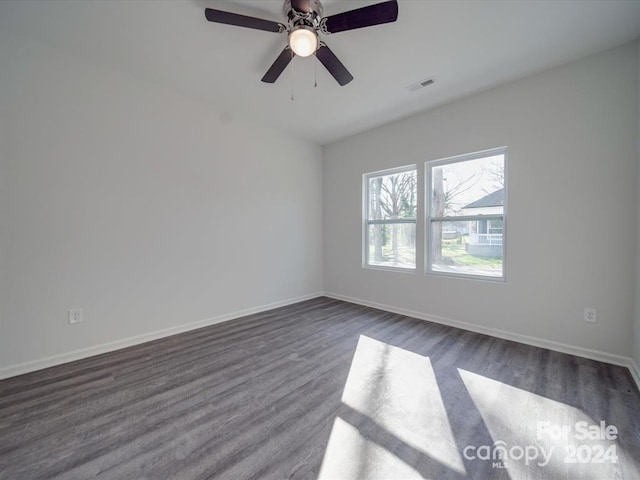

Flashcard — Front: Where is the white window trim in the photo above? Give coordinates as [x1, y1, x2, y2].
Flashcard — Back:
[363, 164, 417, 272]
[425, 147, 508, 282]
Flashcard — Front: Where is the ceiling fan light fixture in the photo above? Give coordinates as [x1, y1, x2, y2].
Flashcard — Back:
[289, 26, 318, 57]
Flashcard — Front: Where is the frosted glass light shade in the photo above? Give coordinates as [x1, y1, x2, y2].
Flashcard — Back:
[289, 27, 318, 57]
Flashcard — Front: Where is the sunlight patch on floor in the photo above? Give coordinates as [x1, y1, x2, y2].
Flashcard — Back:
[318, 416, 425, 479]
[318, 335, 465, 479]
[459, 368, 628, 479]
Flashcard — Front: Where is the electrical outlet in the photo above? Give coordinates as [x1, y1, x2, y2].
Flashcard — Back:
[68, 308, 83, 324]
[584, 307, 596, 323]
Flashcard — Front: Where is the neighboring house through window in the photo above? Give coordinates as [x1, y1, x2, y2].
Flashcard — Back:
[461, 188, 504, 258]
[426, 148, 506, 280]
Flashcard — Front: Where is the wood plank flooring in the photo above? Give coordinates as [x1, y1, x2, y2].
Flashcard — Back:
[1, 297, 639, 479]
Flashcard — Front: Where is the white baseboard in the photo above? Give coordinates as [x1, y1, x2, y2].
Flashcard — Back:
[0, 292, 324, 380]
[630, 359, 640, 392]
[324, 291, 638, 377]
[4, 291, 640, 393]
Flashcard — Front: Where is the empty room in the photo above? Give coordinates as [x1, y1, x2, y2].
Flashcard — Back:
[1, 0, 640, 479]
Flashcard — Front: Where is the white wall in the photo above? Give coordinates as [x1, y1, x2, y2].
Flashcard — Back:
[634, 39, 640, 375]
[324, 42, 638, 359]
[0, 31, 323, 373]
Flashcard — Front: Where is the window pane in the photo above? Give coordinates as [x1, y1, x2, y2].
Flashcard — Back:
[430, 220, 503, 278]
[368, 170, 417, 220]
[368, 223, 416, 269]
[431, 154, 504, 217]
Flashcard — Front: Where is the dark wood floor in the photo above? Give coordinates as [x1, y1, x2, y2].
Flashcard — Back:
[1, 297, 639, 479]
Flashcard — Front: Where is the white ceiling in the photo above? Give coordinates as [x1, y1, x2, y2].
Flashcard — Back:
[1, 0, 640, 145]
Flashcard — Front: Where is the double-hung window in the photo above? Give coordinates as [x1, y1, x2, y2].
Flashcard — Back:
[426, 148, 507, 280]
[364, 165, 417, 270]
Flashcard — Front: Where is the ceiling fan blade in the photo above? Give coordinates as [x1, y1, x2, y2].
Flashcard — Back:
[316, 44, 353, 86]
[261, 47, 295, 83]
[322, 0, 398, 34]
[204, 8, 284, 33]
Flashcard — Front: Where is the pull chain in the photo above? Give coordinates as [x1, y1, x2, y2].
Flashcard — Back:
[314, 52, 318, 88]
[290, 49, 295, 101]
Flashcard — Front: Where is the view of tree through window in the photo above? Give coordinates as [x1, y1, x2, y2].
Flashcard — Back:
[365, 166, 417, 269]
[428, 149, 506, 279]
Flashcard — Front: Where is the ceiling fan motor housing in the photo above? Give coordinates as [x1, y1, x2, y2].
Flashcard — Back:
[284, 0, 323, 29]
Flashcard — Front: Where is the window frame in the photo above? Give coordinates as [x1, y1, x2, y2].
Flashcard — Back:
[363, 164, 418, 272]
[425, 147, 507, 282]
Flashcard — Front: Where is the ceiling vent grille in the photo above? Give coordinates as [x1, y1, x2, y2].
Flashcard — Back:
[407, 77, 435, 92]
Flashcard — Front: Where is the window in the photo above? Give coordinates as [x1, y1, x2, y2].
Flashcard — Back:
[364, 166, 417, 270]
[426, 148, 506, 280]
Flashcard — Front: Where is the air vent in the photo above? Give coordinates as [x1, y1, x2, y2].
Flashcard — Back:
[407, 77, 435, 92]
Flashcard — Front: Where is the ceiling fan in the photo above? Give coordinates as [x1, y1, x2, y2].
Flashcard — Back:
[204, 0, 399, 86]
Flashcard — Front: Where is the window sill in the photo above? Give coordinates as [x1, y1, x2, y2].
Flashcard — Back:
[427, 268, 506, 283]
[364, 264, 417, 274]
